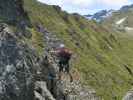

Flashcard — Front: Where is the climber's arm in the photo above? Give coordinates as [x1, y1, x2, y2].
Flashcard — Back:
[49, 50, 60, 56]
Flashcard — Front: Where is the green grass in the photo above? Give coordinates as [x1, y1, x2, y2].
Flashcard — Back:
[28, 28, 45, 55]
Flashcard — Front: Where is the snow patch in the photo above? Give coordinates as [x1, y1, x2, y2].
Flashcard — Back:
[125, 27, 133, 31]
[115, 17, 127, 25]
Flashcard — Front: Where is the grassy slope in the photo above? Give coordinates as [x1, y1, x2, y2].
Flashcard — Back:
[2, 0, 133, 99]
[23, 0, 133, 99]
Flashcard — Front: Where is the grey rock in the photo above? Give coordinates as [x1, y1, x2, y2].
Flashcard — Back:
[0, 22, 100, 100]
[0, 23, 37, 100]
[123, 90, 133, 100]
[34, 81, 56, 100]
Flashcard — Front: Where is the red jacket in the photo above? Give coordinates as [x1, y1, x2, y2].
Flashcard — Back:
[56, 48, 72, 59]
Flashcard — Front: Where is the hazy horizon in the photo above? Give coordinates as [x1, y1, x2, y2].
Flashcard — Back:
[38, 0, 133, 15]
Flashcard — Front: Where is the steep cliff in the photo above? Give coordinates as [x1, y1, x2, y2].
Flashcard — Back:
[0, 23, 36, 100]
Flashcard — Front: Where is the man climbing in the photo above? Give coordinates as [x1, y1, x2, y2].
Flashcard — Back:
[50, 44, 73, 82]
[56, 44, 72, 73]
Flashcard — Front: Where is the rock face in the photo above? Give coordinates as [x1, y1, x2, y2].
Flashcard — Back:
[34, 81, 56, 100]
[55, 75, 100, 100]
[123, 90, 133, 100]
[0, 23, 99, 100]
[0, 23, 37, 100]
[0, 0, 27, 21]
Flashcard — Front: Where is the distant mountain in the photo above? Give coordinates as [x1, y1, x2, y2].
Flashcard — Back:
[85, 4, 133, 23]
[120, 4, 133, 12]
[85, 10, 115, 22]
[84, 14, 92, 19]
[102, 4, 133, 33]
[85, 4, 133, 33]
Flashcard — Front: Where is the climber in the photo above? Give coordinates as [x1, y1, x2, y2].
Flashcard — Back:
[50, 44, 73, 82]
[57, 44, 72, 73]
[50, 44, 72, 73]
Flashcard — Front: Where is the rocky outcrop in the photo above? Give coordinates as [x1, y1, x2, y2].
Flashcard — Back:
[123, 89, 133, 100]
[0, 23, 57, 100]
[0, 21, 100, 100]
[0, 0, 28, 20]
[55, 74, 100, 100]
[0, 23, 37, 100]
[36, 24, 100, 100]
[34, 81, 56, 100]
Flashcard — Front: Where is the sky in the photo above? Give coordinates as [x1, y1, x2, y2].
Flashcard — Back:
[38, 0, 133, 15]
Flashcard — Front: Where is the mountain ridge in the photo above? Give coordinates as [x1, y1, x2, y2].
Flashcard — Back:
[85, 4, 133, 22]
[85, 9, 115, 22]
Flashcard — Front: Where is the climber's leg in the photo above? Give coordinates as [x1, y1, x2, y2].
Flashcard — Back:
[59, 61, 63, 72]
[64, 60, 73, 82]
[50, 79, 55, 96]
[66, 63, 73, 82]
[58, 60, 64, 80]
[65, 60, 69, 73]
[69, 73, 73, 82]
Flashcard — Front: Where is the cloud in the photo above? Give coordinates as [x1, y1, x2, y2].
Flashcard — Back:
[38, 0, 63, 5]
[38, 0, 132, 14]
[98, 0, 131, 7]
[38, 0, 93, 8]
[38, 0, 131, 7]
[63, 0, 94, 8]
